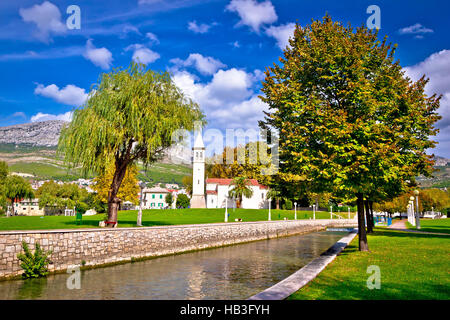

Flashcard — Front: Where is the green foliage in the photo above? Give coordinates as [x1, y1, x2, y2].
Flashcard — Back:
[283, 199, 293, 210]
[165, 193, 174, 207]
[206, 141, 275, 186]
[0, 161, 8, 215]
[228, 177, 254, 208]
[36, 180, 90, 213]
[17, 241, 52, 279]
[182, 175, 193, 196]
[260, 15, 441, 201]
[59, 62, 204, 222]
[176, 194, 190, 208]
[4, 175, 34, 216]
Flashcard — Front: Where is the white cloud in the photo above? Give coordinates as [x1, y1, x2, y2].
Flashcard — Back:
[19, 1, 66, 43]
[83, 39, 113, 70]
[399, 23, 433, 35]
[170, 53, 226, 75]
[125, 44, 160, 64]
[188, 21, 214, 34]
[30, 111, 73, 123]
[404, 50, 450, 96]
[146, 32, 159, 44]
[34, 83, 88, 106]
[265, 23, 296, 49]
[226, 0, 277, 33]
[172, 68, 268, 131]
[404, 50, 450, 157]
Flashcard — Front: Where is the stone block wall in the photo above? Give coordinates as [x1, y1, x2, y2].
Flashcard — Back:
[0, 219, 356, 280]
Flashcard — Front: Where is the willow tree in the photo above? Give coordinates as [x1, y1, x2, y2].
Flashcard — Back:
[59, 62, 204, 224]
[260, 16, 441, 251]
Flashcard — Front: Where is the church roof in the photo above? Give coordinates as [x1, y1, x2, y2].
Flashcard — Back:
[206, 178, 268, 189]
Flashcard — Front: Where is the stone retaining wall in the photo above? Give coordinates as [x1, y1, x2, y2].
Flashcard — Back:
[0, 219, 357, 280]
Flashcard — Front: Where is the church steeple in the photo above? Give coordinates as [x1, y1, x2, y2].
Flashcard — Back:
[190, 130, 206, 208]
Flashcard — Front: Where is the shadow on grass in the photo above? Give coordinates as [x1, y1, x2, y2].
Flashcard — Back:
[372, 228, 449, 239]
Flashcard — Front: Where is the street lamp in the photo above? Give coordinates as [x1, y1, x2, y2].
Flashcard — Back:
[137, 181, 146, 227]
[414, 190, 420, 229]
[294, 202, 297, 220]
[225, 195, 228, 222]
[409, 197, 415, 227]
[313, 204, 316, 220]
[268, 197, 271, 221]
[348, 206, 350, 219]
[330, 205, 333, 219]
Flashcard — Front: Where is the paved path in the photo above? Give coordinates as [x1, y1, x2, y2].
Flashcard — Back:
[388, 219, 448, 236]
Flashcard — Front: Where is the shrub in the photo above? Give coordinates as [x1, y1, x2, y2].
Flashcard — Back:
[176, 194, 190, 208]
[284, 199, 293, 210]
[17, 241, 52, 279]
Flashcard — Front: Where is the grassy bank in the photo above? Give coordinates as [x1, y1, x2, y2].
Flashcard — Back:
[0, 208, 355, 231]
[407, 218, 450, 234]
[288, 228, 450, 300]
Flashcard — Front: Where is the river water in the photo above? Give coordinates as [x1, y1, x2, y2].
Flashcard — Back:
[0, 231, 347, 300]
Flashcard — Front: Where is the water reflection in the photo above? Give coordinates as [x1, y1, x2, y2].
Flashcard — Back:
[0, 231, 346, 300]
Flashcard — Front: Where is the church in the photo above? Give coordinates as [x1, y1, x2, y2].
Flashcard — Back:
[190, 132, 270, 209]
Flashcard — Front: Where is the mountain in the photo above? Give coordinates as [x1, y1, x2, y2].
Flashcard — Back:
[0, 120, 66, 147]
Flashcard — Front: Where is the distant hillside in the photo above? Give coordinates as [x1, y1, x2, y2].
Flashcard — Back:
[0, 120, 192, 184]
[0, 120, 66, 147]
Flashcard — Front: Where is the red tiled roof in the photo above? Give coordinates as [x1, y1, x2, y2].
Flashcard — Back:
[206, 178, 268, 189]
[206, 190, 217, 194]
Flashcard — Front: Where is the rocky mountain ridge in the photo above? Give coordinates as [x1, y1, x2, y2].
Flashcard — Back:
[0, 120, 66, 147]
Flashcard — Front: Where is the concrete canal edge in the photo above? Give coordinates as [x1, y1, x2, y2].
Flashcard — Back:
[0, 219, 357, 280]
[248, 228, 358, 300]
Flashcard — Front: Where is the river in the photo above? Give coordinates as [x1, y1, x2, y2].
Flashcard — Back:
[0, 230, 347, 300]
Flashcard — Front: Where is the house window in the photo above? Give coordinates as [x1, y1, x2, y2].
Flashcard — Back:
[152, 194, 155, 199]
[160, 195, 163, 199]
[262, 193, 264, 199]
[151, 203, 155, 207]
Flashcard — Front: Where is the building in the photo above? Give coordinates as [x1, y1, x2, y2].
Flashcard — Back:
[9, 198, 44, 216]
[142, 186, 171, 209]
[205, 178, 269, 209]
[190, 131, 206, 208]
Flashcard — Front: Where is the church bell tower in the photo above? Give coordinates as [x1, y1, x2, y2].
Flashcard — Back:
[190, 130, 206, 208]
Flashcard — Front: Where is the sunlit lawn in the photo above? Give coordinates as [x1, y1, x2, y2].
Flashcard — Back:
[288, 228, 450, 300]
[0, 208, 356, 231]
[407, 218, 450, 234]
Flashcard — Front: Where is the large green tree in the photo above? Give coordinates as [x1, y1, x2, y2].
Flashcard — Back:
[59, 62, 204, 225]
[260, 16, 441, 251]
[0, 161, 9, 214]
[36, 181, 90, 213]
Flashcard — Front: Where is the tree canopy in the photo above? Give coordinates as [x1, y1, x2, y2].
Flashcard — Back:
[59, 62, 205, 223]
[260, 15, 441, 250]
[4, 175, 34, 216]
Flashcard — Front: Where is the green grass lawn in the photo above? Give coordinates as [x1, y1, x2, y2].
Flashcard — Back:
[288, 228, 450, 300]
[0, 208, 356, 231]
[407, 218, 450, 234]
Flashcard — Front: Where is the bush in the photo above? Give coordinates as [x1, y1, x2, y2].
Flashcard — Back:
[283, 199, 293, 210]
[17, 241, 52, 279]
[176, 194, 190, 208]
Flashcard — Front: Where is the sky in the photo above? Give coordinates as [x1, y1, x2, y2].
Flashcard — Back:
[0, 0, 449, 157]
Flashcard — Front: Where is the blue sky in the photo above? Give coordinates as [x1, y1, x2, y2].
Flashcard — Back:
[0, 0, 449, 157]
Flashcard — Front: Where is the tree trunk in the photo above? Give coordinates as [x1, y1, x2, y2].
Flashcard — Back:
[357, 193, 369, 251]
[364, 199, 373, 233]
[276, 199, 280, 210]
[107, 161, 128, 226]
[236, 197, 241, 209]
